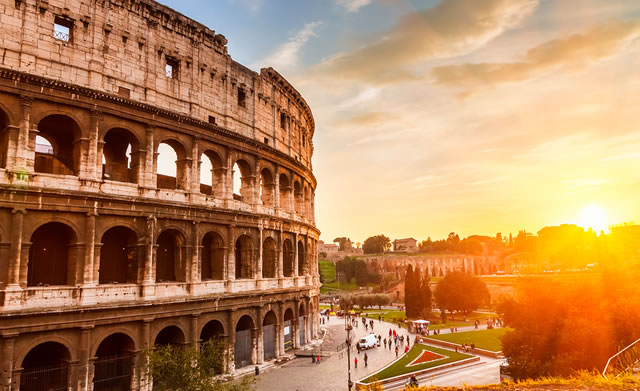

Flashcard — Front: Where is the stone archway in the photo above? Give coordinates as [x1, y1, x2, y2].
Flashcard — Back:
[93, 333, 135, 391]
[21, 342, 71, 391]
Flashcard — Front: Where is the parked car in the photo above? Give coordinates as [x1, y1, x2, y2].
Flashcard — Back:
[499, 360, 514, 382]
[357, 334, 377, 350]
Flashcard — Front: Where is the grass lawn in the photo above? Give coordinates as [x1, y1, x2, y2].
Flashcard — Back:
[320, 280, 360, 292]
[424, 327, 508, 352]
[361, 343, 472, 383]
[319, 260, 336, 281]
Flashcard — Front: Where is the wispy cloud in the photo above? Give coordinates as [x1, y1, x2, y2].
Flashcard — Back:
[231, 0, 264, 15]
[432, 20, 640, 94]
[335, 0, 373, 13]
[312, 0, 539, 84]
[254, 21, 323, 72]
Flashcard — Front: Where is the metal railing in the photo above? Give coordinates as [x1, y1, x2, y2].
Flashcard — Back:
[603, 337, 640, 379]
[21, 364, 69, 391]
[53, 30, 69, 42]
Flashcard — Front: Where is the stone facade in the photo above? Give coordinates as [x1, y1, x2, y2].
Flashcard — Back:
[0, 0, 320, 390]
[392, 238, 418, 252]
[365, 255, 499, 277]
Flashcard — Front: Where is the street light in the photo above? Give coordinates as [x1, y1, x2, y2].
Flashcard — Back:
[345, 313, 353, 390]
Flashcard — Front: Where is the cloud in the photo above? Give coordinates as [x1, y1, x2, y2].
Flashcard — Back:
[335, 0, 373, 13]
[333, 111, 394, 128]
[313, 0, 538, 84]
[255, 22, 323, 72]
[432, 20, 640, 93]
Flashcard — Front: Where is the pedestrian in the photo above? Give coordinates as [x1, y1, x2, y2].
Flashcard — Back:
[382, 315, 385, 322]
[384, 338, 387, 348]
[355, 357, 358, 368]
[393, 329, 397, 338]
[357, 343, 361, 354]
[364, 353, 368, 367]
[378, 314, 381, 322]
[404, 345, 409, 353]
[389, 341, 392, 351]
[471, 343, 475, 352]
[389, 329, 392, 337]
[395, 345, 399, 357]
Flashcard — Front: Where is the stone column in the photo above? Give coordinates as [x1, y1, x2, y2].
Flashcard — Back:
[225, 153, 233, 202]
[273, 166, 280, 211]
[142, 216, 156, 298]
[292, 300, 299, 349]
[13, 95, 33, 173]
[256, 307, 264, 364]
[83, 210, 98, 286]
[0, 333, 17, 391]
[6, 209, 25, 288]
[191, 314, 200, 350]
[226, 225, 235, 289]
[277, 230, 283, 279]
[293, 233, 299, 278]
[87, 109, 101, 181]
[257, 227, 263, 280]
[139, 319, 153, 390]
[77, 326, 93, 390]
[227, 310, 236, 372]
[251, 327, 258, 365]
[144, 126, 156, 189]
[190, 137, 200, 193]
[188, 221, 200, 294]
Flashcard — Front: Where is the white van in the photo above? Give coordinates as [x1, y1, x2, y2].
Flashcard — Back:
[357, 334, 377, 350]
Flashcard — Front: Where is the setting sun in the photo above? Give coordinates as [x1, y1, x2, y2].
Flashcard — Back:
[578, 205, 609, 234]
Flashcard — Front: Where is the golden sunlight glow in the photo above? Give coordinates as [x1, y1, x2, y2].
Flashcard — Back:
[578, 204, 609, 234]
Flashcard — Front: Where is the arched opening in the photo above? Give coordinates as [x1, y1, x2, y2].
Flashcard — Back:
[200, 320, 225, 342]
[232, 160, 252, 202]
[94, 333, 135, 391]
[260, 168, 274, 206]
[234, 315, 255, 369]
[263, 311, 277, 361]
[298, 303, 306, 346]
[28, 222, 77, 286]
[156, 230, 186, 283]
[35, 115, 81, 175]
[235, 235, 253, 279]
[279, 174, 291, 210]
[283, 308, 294, 351]
[283, 239, 294, 277]
[201, 231, 225, 280]
[293, 181, 303, 215]
[297, 240, 306, 276]
[154, 326, 185, 347]
[102, 128, 140, 183]
[0, 110, 8, 168]
[99, 226, 139, 284]
[200, 150, 224, 195]
[262, 237, 277, 278]
[21, 342, 71, 391]
[157, 140, 186, 190]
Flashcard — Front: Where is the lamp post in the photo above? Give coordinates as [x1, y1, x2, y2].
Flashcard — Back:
[345, 313, 353, 390]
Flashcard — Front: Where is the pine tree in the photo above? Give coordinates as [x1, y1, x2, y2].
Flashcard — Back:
[420, 268, 432, 317]
[404, 265, 414, 318]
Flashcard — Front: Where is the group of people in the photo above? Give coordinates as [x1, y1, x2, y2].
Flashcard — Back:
[455, 342, 476, 353]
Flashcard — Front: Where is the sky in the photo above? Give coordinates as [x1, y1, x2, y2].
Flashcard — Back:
[160, 0, 640, 244]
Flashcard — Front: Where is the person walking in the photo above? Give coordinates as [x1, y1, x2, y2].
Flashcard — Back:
[364, 353, 368, 367]
[389, 329, 392, 338]
[395, 345, 399, 357]
[355, 357, 358, 368]
[384, 338, 387, 348]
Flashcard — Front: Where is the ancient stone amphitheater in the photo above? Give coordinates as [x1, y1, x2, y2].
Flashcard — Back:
[0, 0, 320, 390]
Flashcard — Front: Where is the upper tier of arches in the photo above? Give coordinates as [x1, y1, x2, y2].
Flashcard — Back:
[0, 96, 316, 223]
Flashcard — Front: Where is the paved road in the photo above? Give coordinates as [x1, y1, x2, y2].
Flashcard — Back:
[256, 315, 501, 391]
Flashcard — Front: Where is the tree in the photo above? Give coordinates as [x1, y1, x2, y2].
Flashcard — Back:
[362, 235, 391, 254]
[333, 237, 349, 251]
[146, 339, 254, 391]
[404, 265, 415, 318]
[420, 268, 432, 318]
[434, 271, 489, 316]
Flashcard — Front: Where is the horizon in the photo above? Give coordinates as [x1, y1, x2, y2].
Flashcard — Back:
[158, 0, 640, 243]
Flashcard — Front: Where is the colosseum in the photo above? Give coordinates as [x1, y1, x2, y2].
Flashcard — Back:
[0, 0, 320, 390]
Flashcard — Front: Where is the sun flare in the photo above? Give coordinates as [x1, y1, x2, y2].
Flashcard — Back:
[578, 205, 609, 234]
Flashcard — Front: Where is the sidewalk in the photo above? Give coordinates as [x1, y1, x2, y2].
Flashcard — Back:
[256, 315, 495, 390]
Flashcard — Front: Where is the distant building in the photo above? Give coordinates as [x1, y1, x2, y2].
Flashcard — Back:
[393, 238, 418, 252]
[319, 240, 339, 253]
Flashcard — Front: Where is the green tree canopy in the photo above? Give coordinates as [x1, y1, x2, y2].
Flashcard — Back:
[362, 235, 391, 254]
[434, 271, 489, 315]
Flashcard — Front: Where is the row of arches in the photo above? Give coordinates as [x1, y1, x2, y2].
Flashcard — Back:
[0, 109, 315, 218]
[25, 222, 312, 287]
[15, 304, 313, 390]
